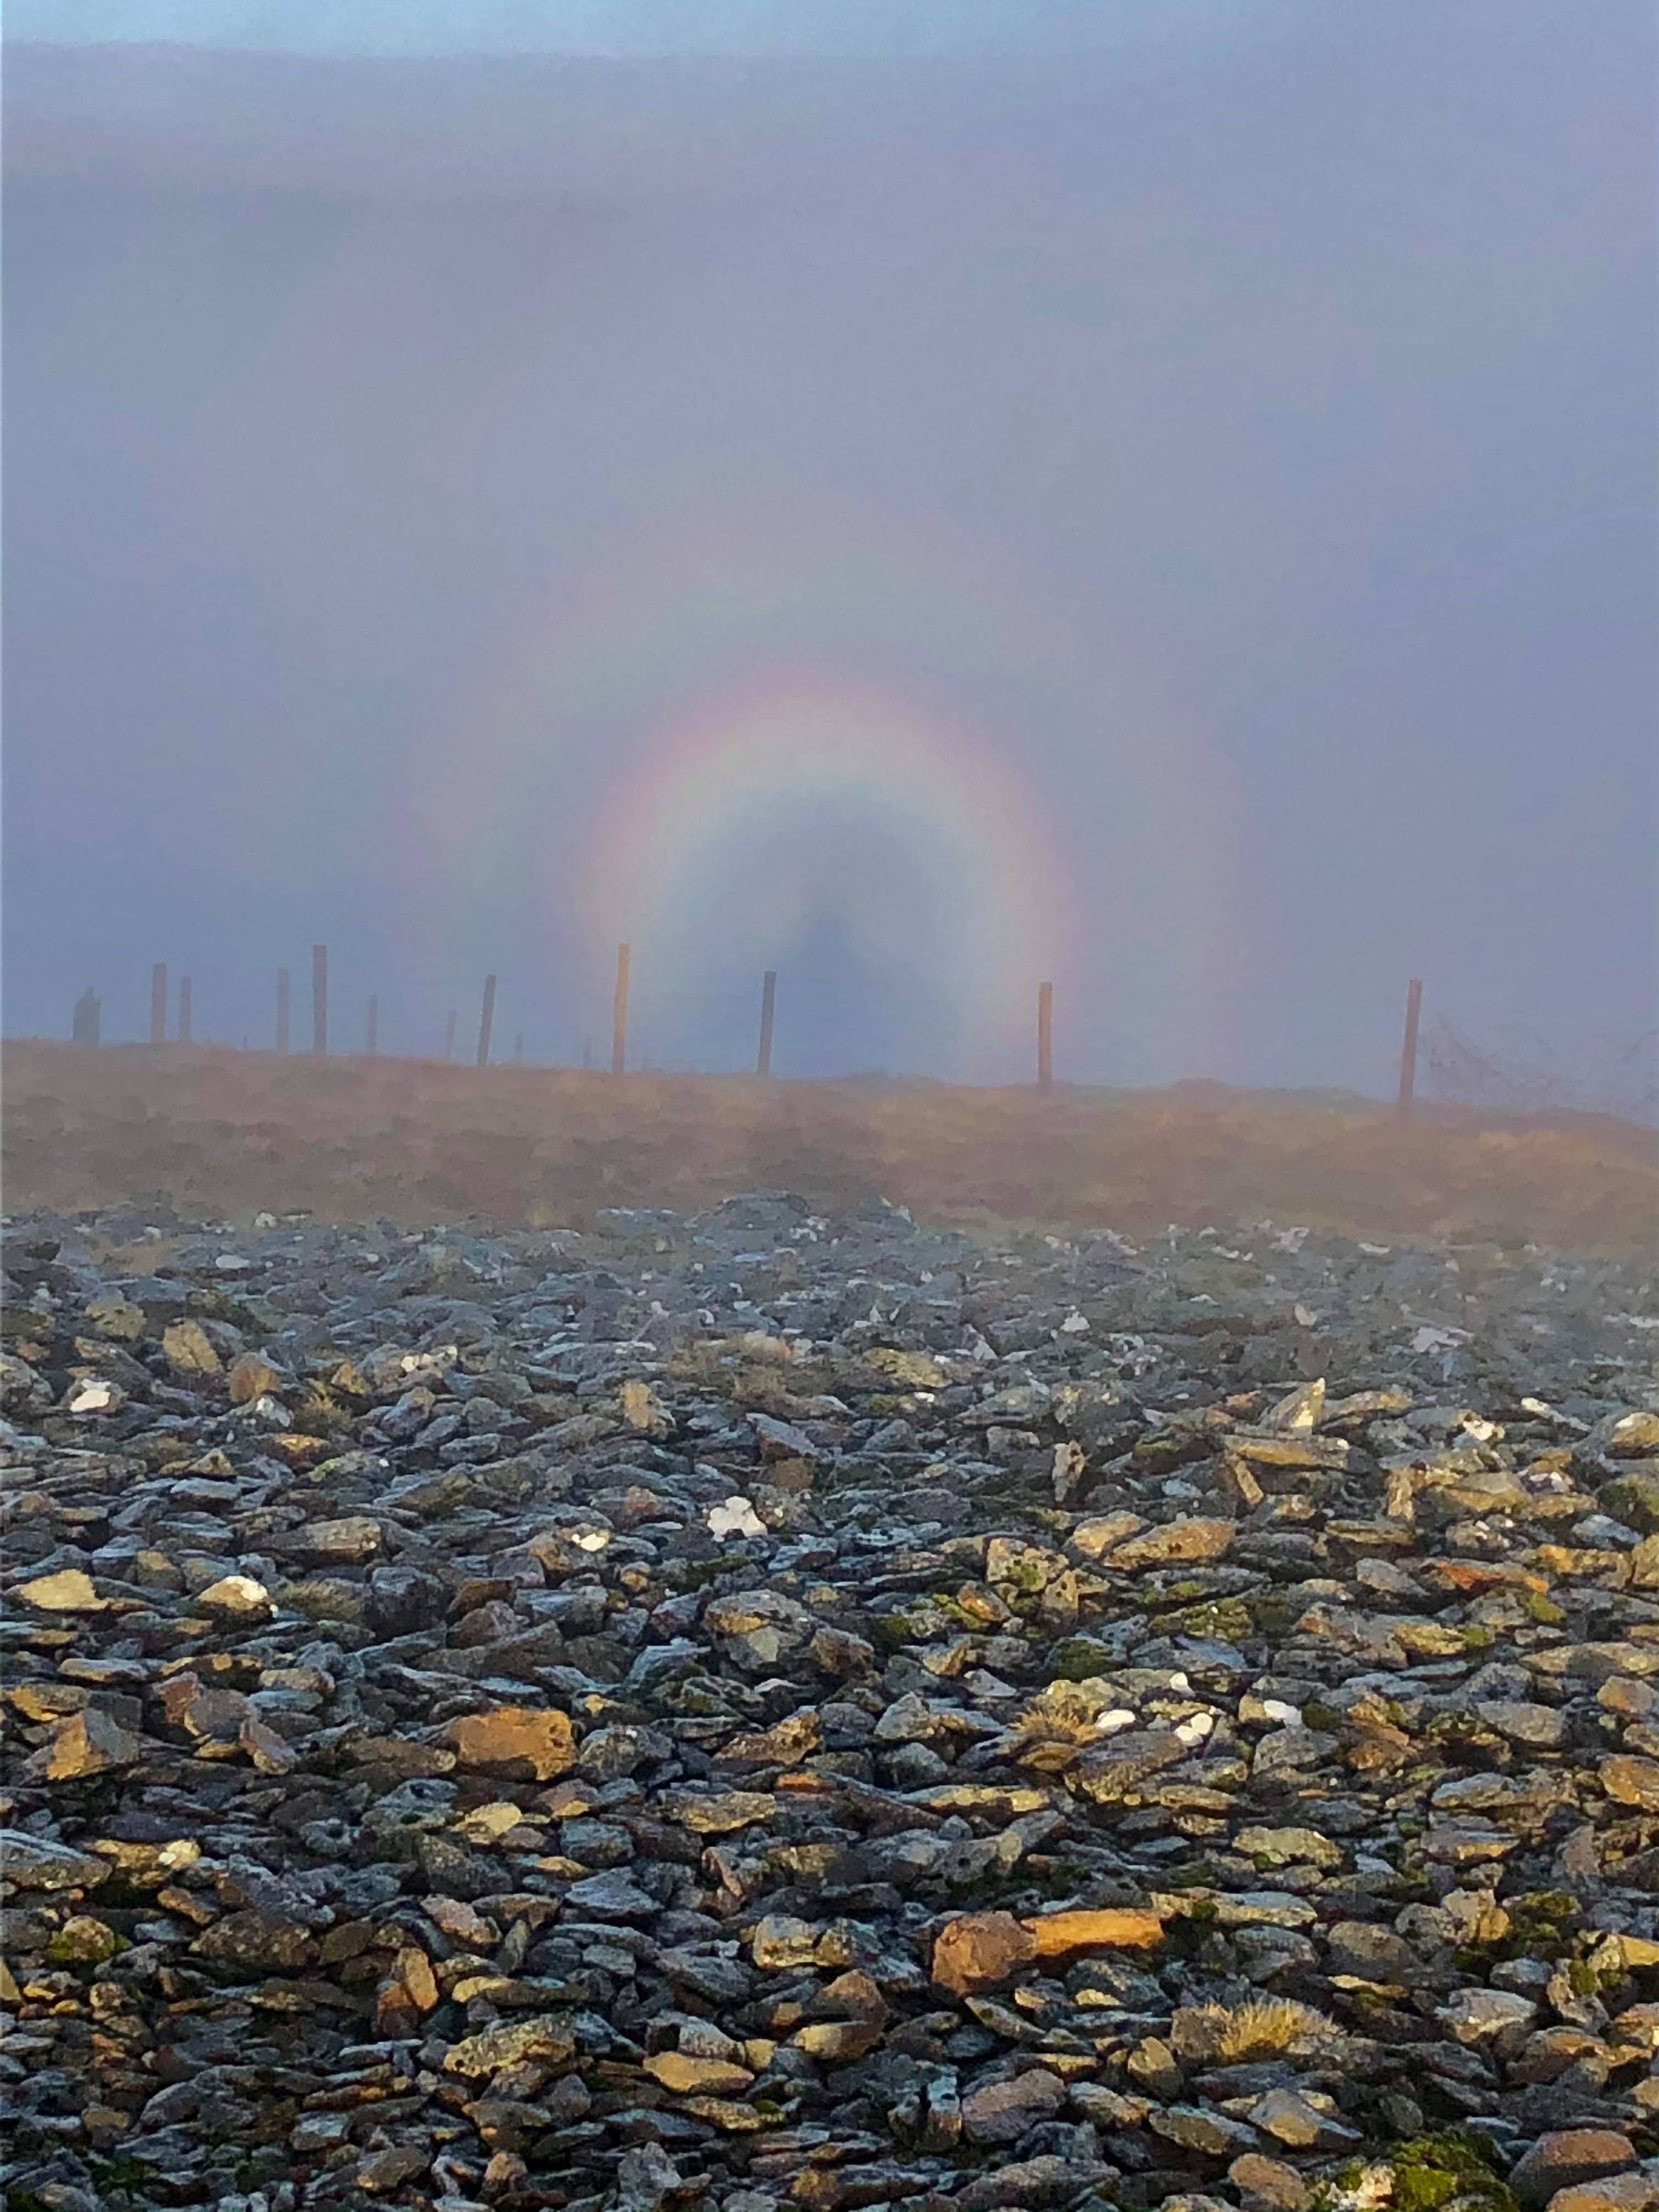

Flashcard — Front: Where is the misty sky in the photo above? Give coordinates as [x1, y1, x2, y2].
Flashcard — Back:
[4, 1, 1655, 1090]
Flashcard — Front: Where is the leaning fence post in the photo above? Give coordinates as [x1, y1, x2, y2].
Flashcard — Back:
[476, 975, 497, 1069]
[757, 970, 777, 1077]
[276, 969, 291, 1054]
[150, 963, 167, 1047]
[1037, 981, 1054, 1091]
[312, 945, 328, 1057]
[1397, 977, 1423, 1120]
[612, 944, 631, 1076]
[178, 976, 193, 1046]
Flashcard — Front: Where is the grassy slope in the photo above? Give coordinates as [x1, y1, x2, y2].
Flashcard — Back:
[4, 1040, 1655, 1256]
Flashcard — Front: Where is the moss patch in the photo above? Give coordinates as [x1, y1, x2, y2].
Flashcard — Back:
[1498, 1889, 1581, 1960]
[1162, 1596, 1255, 1642]
[1320, 2134, 1518, 2212]
[1600, 1473, 1659, 1534]
[1520, 1588, 1567, 1626]
[1049, 1635, 1124, 1680]
[1390, 2131, 1516, 2212]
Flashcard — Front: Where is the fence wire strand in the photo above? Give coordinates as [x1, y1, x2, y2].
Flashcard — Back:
[1425, 1018, 1658, 1124]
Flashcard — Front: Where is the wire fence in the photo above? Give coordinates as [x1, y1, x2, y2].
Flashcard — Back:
[41, 963, 1659, 1124]
[1424, 1018, 1659, 1125]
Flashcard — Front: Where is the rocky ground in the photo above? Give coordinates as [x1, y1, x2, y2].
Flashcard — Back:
[2, 1191, 1658, 2212]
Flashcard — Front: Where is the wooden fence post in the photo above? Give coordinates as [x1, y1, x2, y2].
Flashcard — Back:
[612, 944, 631, 1076]
[443, 1011, 457, 1062]
[312, 944, 328, 1057]
[276, 969, 290, 1054]
[476, 975, 497, 1069]
[1037, 981, 1054, 1091]
[366, 995, 379, 1057]
[150, 963, 167, 1047]
[513, 1033, 524, 1065]
[178, 976, 193, 1046]
[1397, 977, 1423, 1120]
[757, 970, 777, 1077]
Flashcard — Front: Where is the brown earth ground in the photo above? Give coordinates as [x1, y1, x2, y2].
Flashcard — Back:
[3, 1040, 1656, 1258]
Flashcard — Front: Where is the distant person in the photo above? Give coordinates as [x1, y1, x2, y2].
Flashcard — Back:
[71, 987, 100, 1046]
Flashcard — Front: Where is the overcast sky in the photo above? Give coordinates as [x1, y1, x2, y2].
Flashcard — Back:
[5, 2, 1654, 1090]
[8, 1, 1264, 59]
